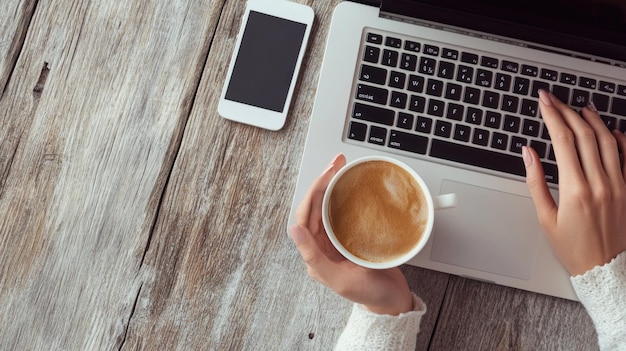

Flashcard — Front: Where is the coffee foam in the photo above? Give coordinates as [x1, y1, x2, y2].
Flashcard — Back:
[328, 161, 428, 262]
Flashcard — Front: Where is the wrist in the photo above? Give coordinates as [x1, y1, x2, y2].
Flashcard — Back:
[363, 290, 414, 316]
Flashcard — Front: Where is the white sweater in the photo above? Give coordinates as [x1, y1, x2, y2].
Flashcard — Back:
[335, 251, 626, 351]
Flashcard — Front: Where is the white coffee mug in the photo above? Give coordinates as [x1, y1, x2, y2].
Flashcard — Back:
[322, 156, 457, 269]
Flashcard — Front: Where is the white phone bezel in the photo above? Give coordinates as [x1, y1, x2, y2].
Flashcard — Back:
[218, 0, 314, 131]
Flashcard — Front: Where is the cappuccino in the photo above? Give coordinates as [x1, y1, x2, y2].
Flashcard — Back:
[327, 160, 428, 263]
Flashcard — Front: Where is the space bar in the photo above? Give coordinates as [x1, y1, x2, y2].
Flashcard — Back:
[430, 139, 526, 178]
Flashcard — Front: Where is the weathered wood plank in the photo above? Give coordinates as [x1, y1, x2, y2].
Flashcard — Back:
[121, 0, 375, 349]
[429, 276, 598, 350]
[0, 0, 37, 97]
[0, 0, 224, 349]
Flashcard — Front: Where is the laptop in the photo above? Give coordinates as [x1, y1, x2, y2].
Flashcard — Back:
[289, 0, 626, 300]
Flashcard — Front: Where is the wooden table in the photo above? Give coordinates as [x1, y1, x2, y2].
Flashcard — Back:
[0, 0, 599, 349]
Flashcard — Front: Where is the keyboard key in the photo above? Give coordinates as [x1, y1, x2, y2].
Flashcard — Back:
[445, 83, 463, 100]
[367, 33, 383, 44]
[461, 52, 479, 64]
[390, 91, 408, 108]
[454, 124, 472, 142]
[495, 73, 512, 91]
[530, 140, 547, 159]
[572, 89, 590, 107]
[611, 97, 626, 116]
[466, 107, 483, 125]
[551, 85, 570, 104]
[521, 65, 538, 77]
[560, 73, 577, 85]
[404, 40, 420, 52]
[363, 46, 380, 63]
[348, 121, 367, 141]
[408, 75, 425, 93]
[491, 132, 509, 150]
[456, 65, 474, 83]
[385, 36, 402, 48]
[541, 69, 558, 81]
[522, 119, 541, 137]
[382, 49, 399, 67]
[591, 93, 610, 112]
[356, 84, 388, 105]
[400, 53, 418, 71]
[409, 95, 426, 113]
[397, 113, 414, 130]
[472, 128, 490, 146]
[504, 115, 521, 133]
[531, 80, 550, 97]
[510, 136, 528, 154]
[437, 61, 455, 79]
[476, 69, 493, 87]
[620, 119, 626, 133]
[501, 60, 519, 73]
[428, 99, 445, 116]
[389, 130, 428, 154]
[435, 120, 453, 138]
[618, 85, 626, 96]
[520, 99, 538, 117]
[501, 95, 519, 112]
[426, 78, 444, 97]
[481, 56, 499, 69]
[484, 111, 502, 129]
[463, 87, 481, 105]
[599, 81, 616, 93]
[482, 91, 500, 109]
[368, 125, 387, 145]
[430, 139, 525, 177]
[579, 77, 597, 89]
[416, 116, 433, 133]
[360, 65, 387, 85]
[389, 71, 406, 89]
[442, 48, 459, 60]
[419, 57, 436, 75]
[353, 102, 394, 125]
[424, 44, 440, 56]
[446, 103, 464, 121]
[513, 77, 530, 95]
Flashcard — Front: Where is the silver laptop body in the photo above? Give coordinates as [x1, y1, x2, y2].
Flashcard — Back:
[289, 0, 626, 300]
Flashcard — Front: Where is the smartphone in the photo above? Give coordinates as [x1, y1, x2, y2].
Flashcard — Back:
[218, 0, 314, 131]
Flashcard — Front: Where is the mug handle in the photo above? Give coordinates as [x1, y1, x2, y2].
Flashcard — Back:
[433, 193, 457, 210]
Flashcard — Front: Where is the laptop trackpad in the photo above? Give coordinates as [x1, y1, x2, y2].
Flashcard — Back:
[430, 180, 542, 280]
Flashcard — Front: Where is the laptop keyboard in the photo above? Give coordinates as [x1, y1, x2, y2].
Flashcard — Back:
[345, 29, 626, 185]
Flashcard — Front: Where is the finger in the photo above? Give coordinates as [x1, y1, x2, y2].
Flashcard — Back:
[538, 90, 585, 184]
[613, 130, 626, 180]
[289, 224, 346, 286]
[523, 146, 558, 233]
[581, 105, 622, 182]
[545, 91, 605, 181]
[295, 154, 346, 233]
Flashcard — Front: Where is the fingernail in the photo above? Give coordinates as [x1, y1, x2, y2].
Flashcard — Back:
[289, 225, 307, 245]
[522, 146, 533, 167]
[538, 90, 553, 106]
[587, 100, 598, 112]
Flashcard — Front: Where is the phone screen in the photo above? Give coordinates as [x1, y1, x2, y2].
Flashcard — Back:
[225, 11, 308, 113]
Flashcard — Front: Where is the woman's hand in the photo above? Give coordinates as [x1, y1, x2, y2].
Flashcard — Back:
[289, 154, 413, 315]
[523, 90, 626, 276]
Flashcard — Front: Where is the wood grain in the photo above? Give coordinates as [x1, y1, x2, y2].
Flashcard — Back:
[0, 0, 37, 97]
[430, 276, 598, 350]
[0, 0, 223, 349]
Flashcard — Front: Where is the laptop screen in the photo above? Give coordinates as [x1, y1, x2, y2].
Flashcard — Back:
[378, 0, 626, 62]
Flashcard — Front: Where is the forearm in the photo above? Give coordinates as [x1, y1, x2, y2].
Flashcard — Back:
[571, 250, 626, 351]
[335, 294, 426, 351]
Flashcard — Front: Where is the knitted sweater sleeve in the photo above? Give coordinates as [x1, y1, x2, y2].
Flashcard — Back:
[334, 294, 426, 351]
[571, 250, 626, 351]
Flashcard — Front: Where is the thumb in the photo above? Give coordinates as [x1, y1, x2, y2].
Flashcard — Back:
[289, 225, 332, 274]
[522, 146, 557, 231]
